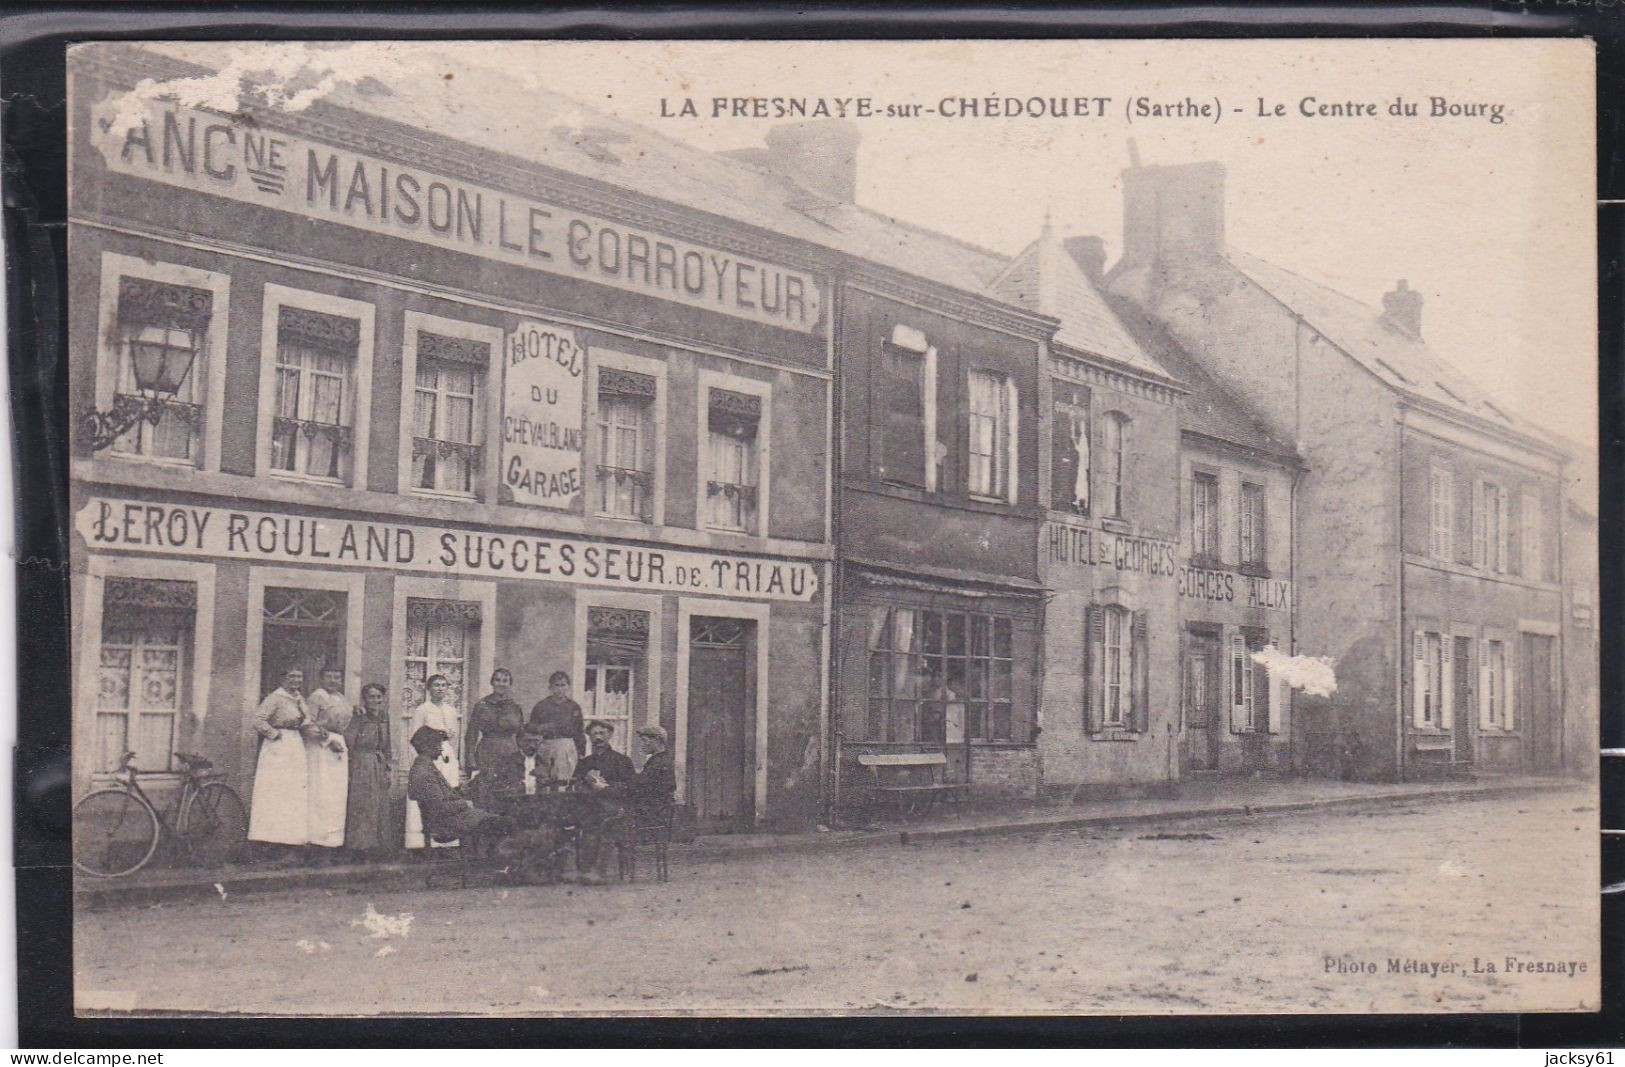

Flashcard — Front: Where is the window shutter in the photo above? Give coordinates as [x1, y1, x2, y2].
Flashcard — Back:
[1440, 640, 1454, 730]
[1230, 633, 1248, 732]
[1267, 670, 1283, 734]
[1506, 492, 1522, 576]
[1254, 644, 1271, 733]
[1472, 481, 1486, 568]
[1177, 628, 1189, 732]
[1503, 650, 1516, 731]
[1454, 474, 1473, 564]
[1084, 604, 1103, 733]
[1132, 611, 1150, 733]
[1411, 630, 1427, 729]
[1478, 638, 1493, 729]
[1005, 377, 1020, 505]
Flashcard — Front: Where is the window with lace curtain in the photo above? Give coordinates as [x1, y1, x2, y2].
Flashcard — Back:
[704, 388, 761, 532]
[270, 306, 358, 481]
[109, 277, 212, 462]
[596, 368, 656, 521]
[96, 578, 197, 775]
[410, 331, 488, 497]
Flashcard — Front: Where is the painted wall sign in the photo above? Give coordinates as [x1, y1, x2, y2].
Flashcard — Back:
[1046, 523, 1290, 611]
[500, 320, 584, 509]
[1046, 522, 1179, 577]
[90, 99, 824, 334]
[76, 497, 820, 603]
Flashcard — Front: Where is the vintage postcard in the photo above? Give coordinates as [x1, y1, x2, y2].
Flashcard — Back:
[64, 38, 1597, 1016]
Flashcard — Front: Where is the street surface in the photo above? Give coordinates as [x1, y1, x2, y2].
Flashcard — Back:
[75, 788, 1599, 1015]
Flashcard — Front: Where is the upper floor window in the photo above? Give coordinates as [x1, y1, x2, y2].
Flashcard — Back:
[1100, 412, 1128, 518]
[1239, 482, 1267, 569]
[1473, 480, 1509, 572]
[1428, 463, 1455, 562]
[967, 370, 1013, 500]
[1191, 471, 1220, 561]
[1051, 385, 1091, 514]
[878, 339, 928, 488]
[704, 388, 761, 533]
[109, 278, 212, 462]
[270, 307, 359, 482]
[1520, 489, 1544, 580]
[596, 367, 657, 522]
[410, 331, 488, 497]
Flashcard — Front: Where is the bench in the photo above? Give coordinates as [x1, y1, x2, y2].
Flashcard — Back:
[856, 753, 968, 819]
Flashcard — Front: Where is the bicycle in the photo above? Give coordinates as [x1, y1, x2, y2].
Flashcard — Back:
[72, 750, 250, 878]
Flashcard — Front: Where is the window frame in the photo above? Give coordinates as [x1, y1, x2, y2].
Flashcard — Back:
[93, 252, 232, 471]
[966, 369, 1014, 502]
[255, 284, 375, 489]
[587, 348, 668, 526]
[1101, 605, 1130, 728]
[1099, 411, 1129, 519]
[1051, 386, 1092, 515]
[865, 605, 1016, 744]
[1474, 479, 1510, 573]
[1239, 481, 1268, 570]
[1191, 469, 1222, 563]
[876, 327, 935, 491]
[1428, 462, 1455, 562]
[1520, 488, 1543, 580]
[696, 369, 772, 537]
[75, 557, 217, 790]
[397, 311, 504, 502]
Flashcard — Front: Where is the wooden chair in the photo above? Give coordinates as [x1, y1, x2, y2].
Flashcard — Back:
[422, 831, 470, 889]
[617, 805, 675, 883]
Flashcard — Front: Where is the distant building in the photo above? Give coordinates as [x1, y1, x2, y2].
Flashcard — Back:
[1110, 161, 1572, 781]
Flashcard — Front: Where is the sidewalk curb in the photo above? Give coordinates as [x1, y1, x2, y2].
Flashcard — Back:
[74, 779, 1575, 908]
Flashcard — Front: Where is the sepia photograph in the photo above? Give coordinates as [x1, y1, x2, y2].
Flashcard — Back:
[62, 37, 1598, 1017]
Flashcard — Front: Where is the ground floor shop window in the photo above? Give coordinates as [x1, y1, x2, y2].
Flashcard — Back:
[401, 599, 481, 742]
[97, 578, 197, 774]
[866, 606, 1014, 743]
[584, 606, 652, 759]
[259, 586, 346, 698]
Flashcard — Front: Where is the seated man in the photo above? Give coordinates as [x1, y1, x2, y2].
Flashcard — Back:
[406, 725, 510, 847]
[572, 719, 636, 790]
[628, 724, 676, 820]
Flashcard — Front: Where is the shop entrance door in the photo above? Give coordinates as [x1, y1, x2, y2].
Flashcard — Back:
[259, 587, 346, 698]
[686, 617, 753, 831]
[1452, 637, 1474, 763]
[1523, 633, 1559, 773]
[1184, 630, 1222, 771]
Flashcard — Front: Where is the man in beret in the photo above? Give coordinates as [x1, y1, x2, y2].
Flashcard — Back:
[406, 725, 510, 844]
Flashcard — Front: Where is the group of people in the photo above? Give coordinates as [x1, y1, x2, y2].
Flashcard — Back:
[246, 664, 676, 875]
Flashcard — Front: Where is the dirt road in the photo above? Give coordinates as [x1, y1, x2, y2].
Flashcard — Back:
[74, 787, 1599, 1015]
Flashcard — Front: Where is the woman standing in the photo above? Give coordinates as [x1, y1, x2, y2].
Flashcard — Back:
[247, 667, 311, 854]
[305, 666, 352, 854]
[403, 674, 462, 850]
[343, 683, 392, 858]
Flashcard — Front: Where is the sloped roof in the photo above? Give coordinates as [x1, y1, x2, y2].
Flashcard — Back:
[123, 42, 1011, 301]
[990, 229, 1174, 381]
[1103, 292, 1299, 463]
[1227, 249, 1555, 449]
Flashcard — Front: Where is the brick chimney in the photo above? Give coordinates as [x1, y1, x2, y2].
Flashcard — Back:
[1119, 161, 1227, 266]
[762, 120, 861, 202]
[1064, 235, 1107, 284]
[1381, 279, 1423, 339]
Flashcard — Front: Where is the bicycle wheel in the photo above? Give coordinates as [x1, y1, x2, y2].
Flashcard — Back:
[179, 782, 249, 868]
[73, 789, 161, 877]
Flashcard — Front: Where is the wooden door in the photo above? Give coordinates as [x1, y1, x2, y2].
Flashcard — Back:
[1184, 631, 1222, 770]
[687, 617, 753, 830]
[1524, 633, 1558, 773]
[259, 587, 346, 698]
[1452, 636, 1474, 762]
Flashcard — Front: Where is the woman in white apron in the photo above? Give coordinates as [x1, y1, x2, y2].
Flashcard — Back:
[305, 667, 353, 852]
[248, 668, 311, 850]
[404, 674, 462, 849]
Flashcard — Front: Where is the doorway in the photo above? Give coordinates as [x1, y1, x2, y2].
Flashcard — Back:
[1452, 636, 1474, 762]
[259, 586, 346, 698]
[1523, 633, 1558, 773]
[1184, 629, 1223, 771]
[686, 616, 754, 831]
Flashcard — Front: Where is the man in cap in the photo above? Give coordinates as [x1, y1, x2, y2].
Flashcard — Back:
[406, 725, 510, 844]
[628, 724, 676, 818]
[572, 719, 636, 790]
